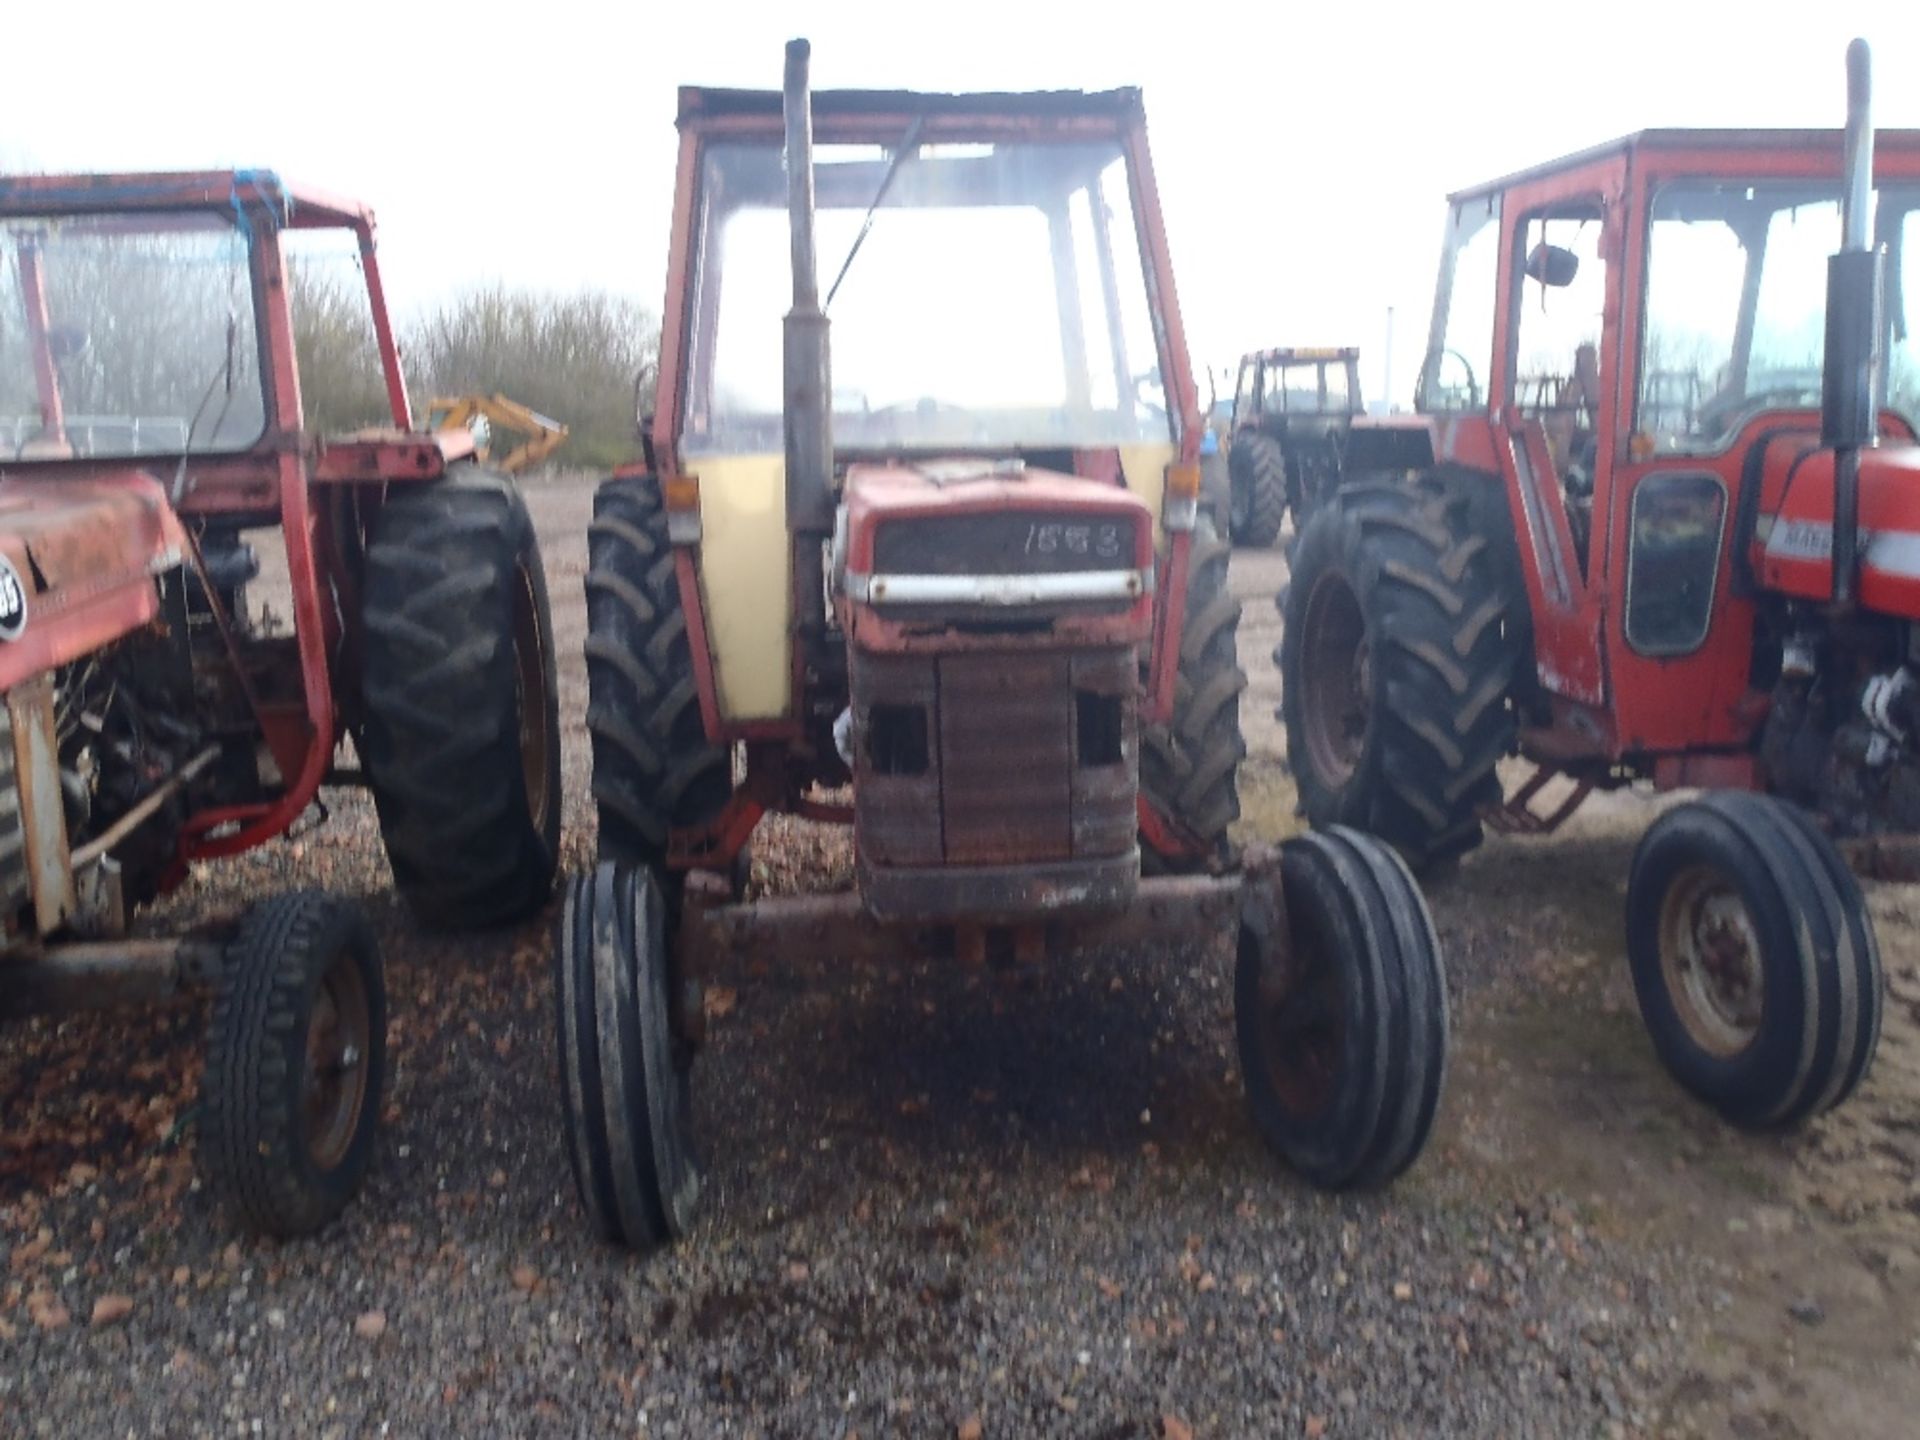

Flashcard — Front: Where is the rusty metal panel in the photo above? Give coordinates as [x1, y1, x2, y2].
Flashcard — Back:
[858, 850, 1135, 924]
[938, 652, 1071, 863]
[850, 651, 942, 866]
[1069, 647, 1139, 858]
[8, 677, 73, 934]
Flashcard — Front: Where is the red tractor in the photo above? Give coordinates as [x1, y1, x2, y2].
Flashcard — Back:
[1281, 43, 1906, 1130]
[0, 172, 559, 1233]
[551, 42, 1453, 1253]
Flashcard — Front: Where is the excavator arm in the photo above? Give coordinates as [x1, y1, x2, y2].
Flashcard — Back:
[424, 393, 567, 473]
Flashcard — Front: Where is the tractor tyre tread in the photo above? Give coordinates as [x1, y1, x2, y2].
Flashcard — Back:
[1141, 516, 1245, 871]
[201, 891, 385, 1238]
[361, 470, 560, 929]
[1279, 466, 1519, 871]
[586, 478, 731, 872]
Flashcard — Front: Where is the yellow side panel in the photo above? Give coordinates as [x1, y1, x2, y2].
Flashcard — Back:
[690, 453, 791, 722]
[1119, 442, 1175, 546]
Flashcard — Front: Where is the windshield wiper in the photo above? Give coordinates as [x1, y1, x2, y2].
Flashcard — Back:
[824, 116, 925, 311]
[170, 312, 238, 505]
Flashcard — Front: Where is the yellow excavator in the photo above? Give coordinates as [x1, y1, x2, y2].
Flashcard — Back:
[424, 393, 568, 473]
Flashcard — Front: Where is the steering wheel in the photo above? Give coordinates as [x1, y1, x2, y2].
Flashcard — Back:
[1422, 348, 1481, 409]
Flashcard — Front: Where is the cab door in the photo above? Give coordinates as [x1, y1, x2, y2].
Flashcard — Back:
[1486, 161, 1626, 719]
[1600, 171, 1765, 754]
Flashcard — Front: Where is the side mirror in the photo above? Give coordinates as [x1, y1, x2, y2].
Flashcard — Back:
[1525, 242, 1580, 288]
[45, 325, 89, 363]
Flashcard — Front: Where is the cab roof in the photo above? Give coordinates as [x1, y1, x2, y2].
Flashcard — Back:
[678, 85, 1144, 124]
[1448, 128, 1920, 204]
[0, 170, 375, 230]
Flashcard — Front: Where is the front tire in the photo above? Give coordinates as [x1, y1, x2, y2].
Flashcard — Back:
[1235, 828, 1449, 1188]
[1626, 792, 1882, 1129]
[1279, 469, 1518, 871]
[1140, 516, 1245, 871]
[554, 864, 702, 1251]
[360, 470, 561, 929]
[201, 892, 386, 1237]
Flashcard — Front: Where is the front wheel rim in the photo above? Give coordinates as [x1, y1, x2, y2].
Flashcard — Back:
[1657, 865, 1765, 1059]
[304, 952, 372, 1172]
[1250, 921, 1346, 1120]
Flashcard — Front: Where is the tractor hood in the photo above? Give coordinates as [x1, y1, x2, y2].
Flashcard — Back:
[1753, 437, 1920, 617]
[835, 458, 1156, 647]
[0, 468, 188, 693]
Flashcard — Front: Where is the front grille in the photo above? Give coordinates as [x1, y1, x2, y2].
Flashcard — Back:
[849, 645, 1138, 872]
[938, 653, 1073, 862]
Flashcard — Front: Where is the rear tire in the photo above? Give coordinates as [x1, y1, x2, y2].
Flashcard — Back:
[1279, 468, 1518, 871]
[361, 470, 560, 929]
[585, 478, 731, 875]
[554, 863, 701, 1251]
[1229, 431, 1288, 548]
[202, 892, 385, 1238]
[1626, 792, 1882, 1129]
[1235, 827, 1448, 1188]
[1140, 516, 1245, 871]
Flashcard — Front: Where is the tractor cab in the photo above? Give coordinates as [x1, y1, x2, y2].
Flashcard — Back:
[646, 68, 1226, 906]
[1402, 126, 1920, 761]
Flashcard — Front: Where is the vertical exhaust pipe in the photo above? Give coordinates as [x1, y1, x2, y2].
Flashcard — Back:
[784, 38, 834, 672]
[1824, 36, 1886, 608]
[784, 38, 834, 539]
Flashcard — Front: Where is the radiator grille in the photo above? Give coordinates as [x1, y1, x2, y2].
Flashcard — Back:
[937, 653, 1072, 863]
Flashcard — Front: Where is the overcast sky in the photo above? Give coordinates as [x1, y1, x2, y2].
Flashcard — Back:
[6, 1, 1916, 407]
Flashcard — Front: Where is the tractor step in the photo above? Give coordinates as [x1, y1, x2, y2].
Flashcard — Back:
[1484, 765, 1593, 836]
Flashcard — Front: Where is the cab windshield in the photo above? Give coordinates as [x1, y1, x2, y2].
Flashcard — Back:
[0, 210, 264, 461]
[681, 136, 1168, 457]
[1638, 180, 1920, 451]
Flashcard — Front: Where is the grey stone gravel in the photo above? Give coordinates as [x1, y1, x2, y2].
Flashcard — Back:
[0, 479, 1678, 1438]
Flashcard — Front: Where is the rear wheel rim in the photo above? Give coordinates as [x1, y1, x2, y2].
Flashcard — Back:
[1299, 570, 1370, 788]
[1657, 865, 1764, 1059]
[512, 559, 555, 834]
[304, 951, 371, 1172]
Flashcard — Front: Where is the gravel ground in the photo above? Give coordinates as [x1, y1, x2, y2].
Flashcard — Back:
[2, 473, 1916, 1437]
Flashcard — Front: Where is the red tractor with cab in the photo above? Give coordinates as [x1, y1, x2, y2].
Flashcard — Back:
[0, 171, 559, 1234]
[1281, 43, 1905, 1131]
[551, 42, 1453, 1253]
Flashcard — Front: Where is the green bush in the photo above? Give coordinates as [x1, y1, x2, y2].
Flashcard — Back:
[289, 265, 659, 471]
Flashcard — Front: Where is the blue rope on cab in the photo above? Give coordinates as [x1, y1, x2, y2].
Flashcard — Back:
[226, 168, 290, 245]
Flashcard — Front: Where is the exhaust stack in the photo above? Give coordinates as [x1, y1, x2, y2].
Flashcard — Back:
[1823, 36, 1886, 608]
[783, 38, 834, 539]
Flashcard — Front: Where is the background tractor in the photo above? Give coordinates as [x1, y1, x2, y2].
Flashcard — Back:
[0, 171, 560, 1234]
[1280, 42, 1907, 1132]
[1225, 346, 1363, 547]
[552, 41, 1453, 1253]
